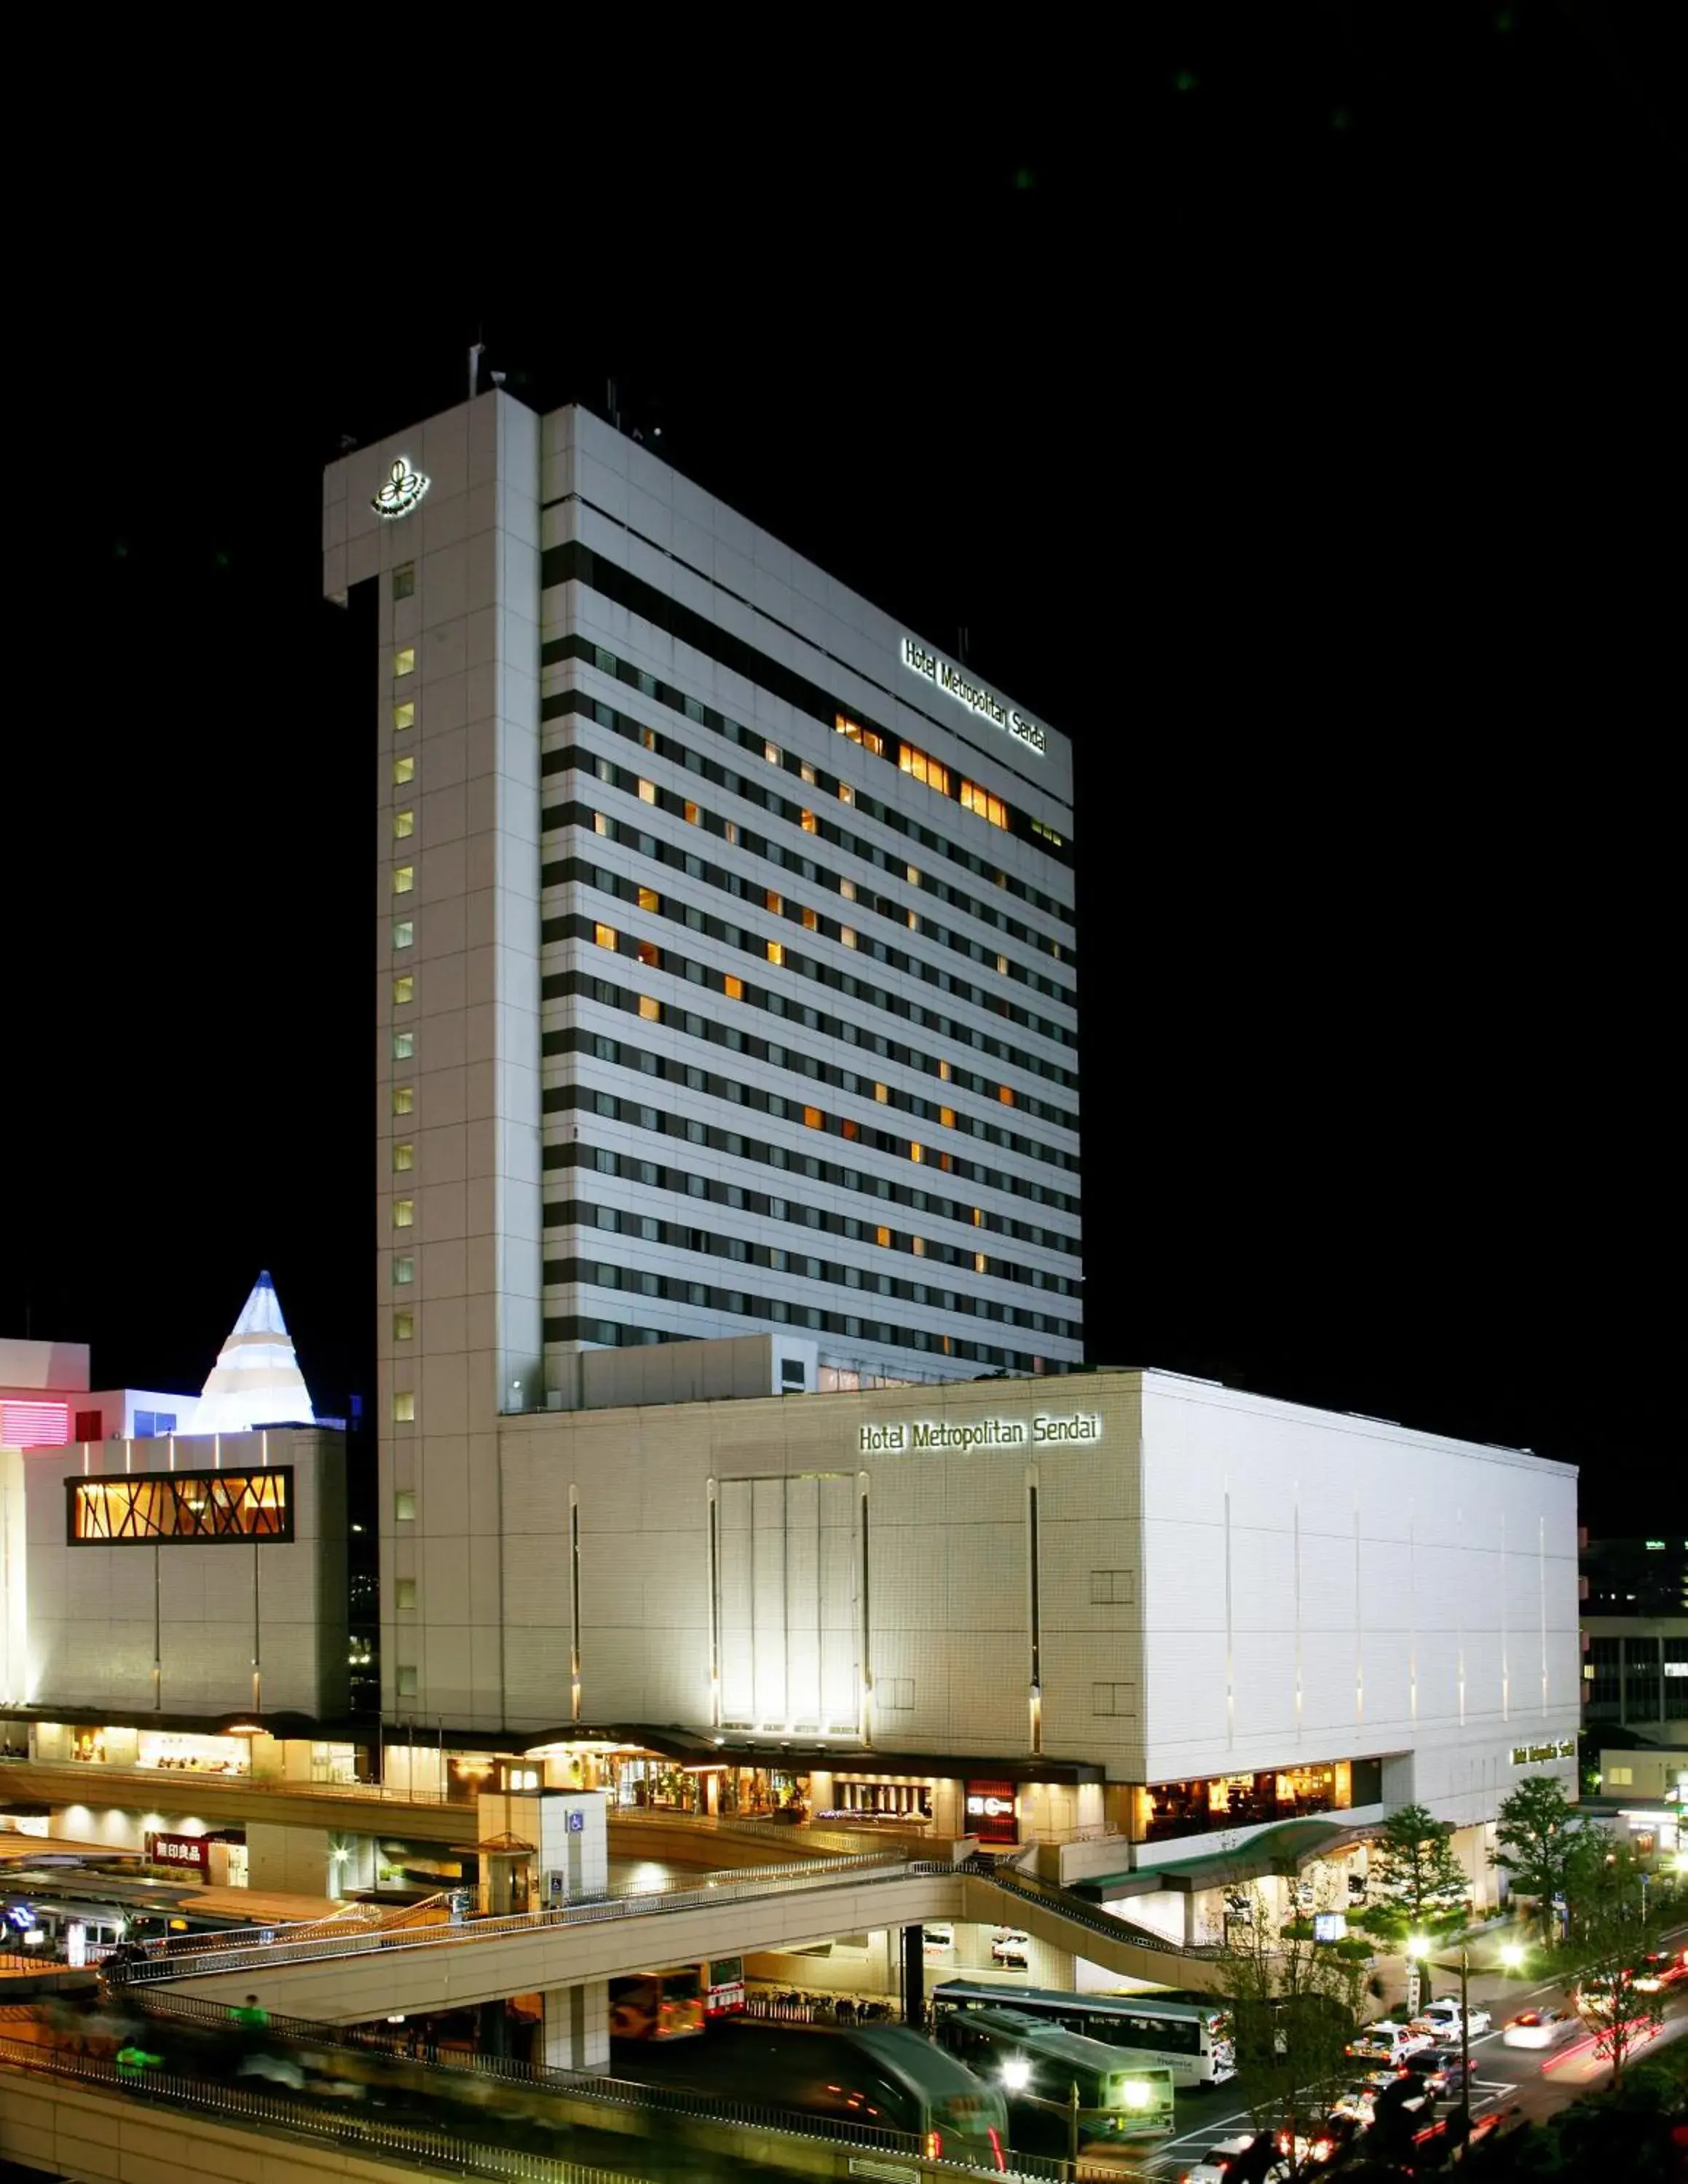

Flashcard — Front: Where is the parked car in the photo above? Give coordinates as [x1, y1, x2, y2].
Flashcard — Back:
[1403, 2046, 1477, 2096]
[1332, 2077, 1429, 2128]
[1502, 2007, 1581, 2049]
[1413, 1995, 1492, 2040]
[1346, 2019, 1434, 2066]
[921, 1924, 954, 1954]
[1181, 2134, 1288, 2183]
[990, 1926, 1030, 1966]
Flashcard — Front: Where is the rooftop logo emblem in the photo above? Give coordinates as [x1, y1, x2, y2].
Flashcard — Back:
[372, 459, 430, 520]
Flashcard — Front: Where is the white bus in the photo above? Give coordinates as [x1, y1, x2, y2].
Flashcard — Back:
[932, 1981, 1235, 2088]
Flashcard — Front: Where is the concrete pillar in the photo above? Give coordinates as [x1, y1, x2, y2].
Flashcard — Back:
[902, 1924, 926, 2029]
[541, 1982, 608, 2073]
[478, 2000, 511, 2057]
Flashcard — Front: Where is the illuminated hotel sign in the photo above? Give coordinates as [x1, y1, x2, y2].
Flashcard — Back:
[858, 1414, 1101, 1455]
[900, 637, 1046, 756]
[372, 458, 430, 519]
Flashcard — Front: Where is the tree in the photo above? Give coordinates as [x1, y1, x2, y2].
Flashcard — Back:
[1213, 1875, 1372, 2180]
[1493, 1773, 1579, 1943]
[1557, 1835, 1667, 2088]
[1361, 1803, 1470, 1942]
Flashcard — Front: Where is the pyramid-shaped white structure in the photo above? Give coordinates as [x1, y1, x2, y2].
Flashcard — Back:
[192, 1271, 317, 1434]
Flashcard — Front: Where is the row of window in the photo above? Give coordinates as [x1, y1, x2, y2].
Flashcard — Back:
[540, 682, 1069, 956]
[542, 992, 1078, 1184]
[537, 612, 1073, 903]
[539, 1294, 1058, 1374]
[545, 755, 1073, 1005]
[545, 1210, 1077, 1335]
[541, 1018, 1081, 1218]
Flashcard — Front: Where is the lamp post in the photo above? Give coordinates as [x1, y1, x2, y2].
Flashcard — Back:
[1408, 1934, 1473, 2145]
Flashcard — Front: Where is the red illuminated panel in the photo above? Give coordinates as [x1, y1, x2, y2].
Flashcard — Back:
[1, 1400, 70, 1449]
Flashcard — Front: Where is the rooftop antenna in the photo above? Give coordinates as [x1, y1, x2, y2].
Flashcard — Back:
[607, 377, 620, 431]
[958, 626, 970, 662]
[468, 340, 485, 403]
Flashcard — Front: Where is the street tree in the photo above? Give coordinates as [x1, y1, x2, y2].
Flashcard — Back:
[1493, 1773, 1579, 1943]
[1360, 1802, 1470, 1942]
[1213, 1875, 1371, 2180]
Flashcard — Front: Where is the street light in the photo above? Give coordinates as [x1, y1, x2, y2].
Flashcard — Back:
[1407, 1934, 1474, 2146]
[1500, 1942, 1526, 1973]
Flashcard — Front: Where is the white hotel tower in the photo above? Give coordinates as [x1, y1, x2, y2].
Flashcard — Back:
[324, 392, 1080, 1449]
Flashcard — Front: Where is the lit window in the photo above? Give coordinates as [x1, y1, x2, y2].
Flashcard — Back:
[975, 1251, 988, 1273]
[1033, 818, 1065, 847]
[899, 743, 950, 796]
[803, 1106, 824, 1130]
[393, 1311, 414, 1340]
[838, 782, 853, 805]
[639, 725, 656, 752]
[725, 974, 743, 1000]
[684, 800, 701, 825]
[907, 864, 920, 887]
[393, 1030, 414, 1060]
[999, 1085, 1015, 1106]
[393, 1392, 415, 1423]
[972, 1207, 984, 1227]
[395, 1578, 418, 1610]
[800, 809, 817, 834]
[394, 810, 415, 839]
[961, 780, 1009, 829]
[802, 906, 818, 932]
[725, 819, 739, 844]
[393, 975, 414, 1005]
[394, 648, 415, 677]
[912, 1236, 926, 1257]
[395, 1490, 417, 1520]
[394, 1142, 415, 1172]
[395, 1665, 419, 1695]
[393, 563, 416, 600]
[940, 1107, 956, 1128]
[393, 866, 414, 895]
[393, 1256, 414, 1285]
[874, 1083, 888, 1103]
[767, 940, 784, 965]
[393, 1085, 414, 1115]
[638, 779, 656, 804]
[840, 1117, 859, 1140]
[907, 909, 918, 930]
[910, 1143, 923, 1163]
[840, 877, 856, 901]
[394, 1199, 415, 1228]
[939, 1059, 952, 1081]
[638, 995, 661, 1021]
[800, 761, 816, 785]
[841, 927, 856, 949]
[638, 885, 660, 912]
[997, 954, 1009, 975]
[393, 702, 415, 733]
[835, 713, 885, 757]
[765, 740, 781, 766]
[875, 1225, 891, 1248]
[594, 922, 618, 950]
[393, 920, 413, 949]
[765, 889, 783, 915]
[636, 939, 660, 968]
[393, 754, 415, 786]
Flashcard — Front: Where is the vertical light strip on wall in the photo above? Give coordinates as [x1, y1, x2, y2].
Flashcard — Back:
[1500, 1510, 1510, 1721]
[706, 1480, 721, 1728]
[1538, 1512, 1548, 1717]
[858, 1473, 872, 1749]
[569, 1490, 582, 1723]
[1223, 1480, 1234, 1751]
[1408, 1504, 1419, 1722]
[1353, 1497, 1365, 1723]
[1456, 1506, 1467, 1726]
[1293, 1485, 1303, 1740]
[1027, 1470, 1042, 1756]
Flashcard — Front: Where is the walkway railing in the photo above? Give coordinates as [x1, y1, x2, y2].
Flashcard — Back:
[975, 1861, 1228, 1961]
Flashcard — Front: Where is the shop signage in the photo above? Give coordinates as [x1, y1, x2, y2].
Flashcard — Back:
[965, 1779, 1019, 1845]
[372, 458, 430, 519]
[899, 637, 1046, 756]
[146, 1831, 210, 1872]
[858, 1413, 1101, 1455]
[1510, 1738, 1577, 1767]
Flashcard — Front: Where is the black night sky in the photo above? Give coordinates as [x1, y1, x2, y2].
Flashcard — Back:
[7, 15, 1677, 1532]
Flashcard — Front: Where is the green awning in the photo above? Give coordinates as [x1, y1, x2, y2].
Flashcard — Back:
[1076, 1818, 1376, 1900]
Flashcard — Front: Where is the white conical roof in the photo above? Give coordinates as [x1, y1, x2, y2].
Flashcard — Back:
[192, 1271, 317, 1433]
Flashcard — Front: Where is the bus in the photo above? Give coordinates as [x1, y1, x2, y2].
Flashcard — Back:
[932, 1981, 1234, 2088]
[635, 2020, 1008, 2169]
[608, 1969, 706, 2040]
[933, 2005, 1176, 2146]
[702, 1955, 744, 2017]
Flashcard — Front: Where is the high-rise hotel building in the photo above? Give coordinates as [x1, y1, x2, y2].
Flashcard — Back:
[323, 393, 1078, 1477]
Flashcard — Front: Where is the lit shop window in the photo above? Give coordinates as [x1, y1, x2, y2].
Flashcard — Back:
[393, 866, 414, 895]
[394, 648, 415, 677]
[961, 780, 1009, 829]
[395, 1490, 417, 1521]
[725, 974, 743, 1000]
[393, 1085, 414, 1115]
[71, 1469, 291, 1544]
[765, 740, 781, 767]
[836, 713, 885, 757]
[393, 921, 414, 949]
[393, 1199, 415, 1228]
[393, 702, 415, 734]
[393, 754, 415, 786]
[767, 940, 784, 965]
[899, 744, 949, 795]
[393, 1143, 414, 1172]
[393, 1392, 416, 1424]
[393, 1311, 414, 1341]
[393, 1257, 415, 1285]
[594, 922, 618, 951]
[841, 927, 857, 949]
[394, 809, 415, 840]
[637, 885, 660, 912]
[395, 1578, 418, 1610]
[396, 1666, 419, 1695]
[638, 995, 661, 1022]
[393, 563, 416, 600]
[393, 1029, 415, 1060]
[393, 976, 414, 1005]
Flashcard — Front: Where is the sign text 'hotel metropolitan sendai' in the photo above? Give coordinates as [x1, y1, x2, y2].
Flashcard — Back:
[859, 1414, 1101, 1455]
[900, 638, 1046, 756]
